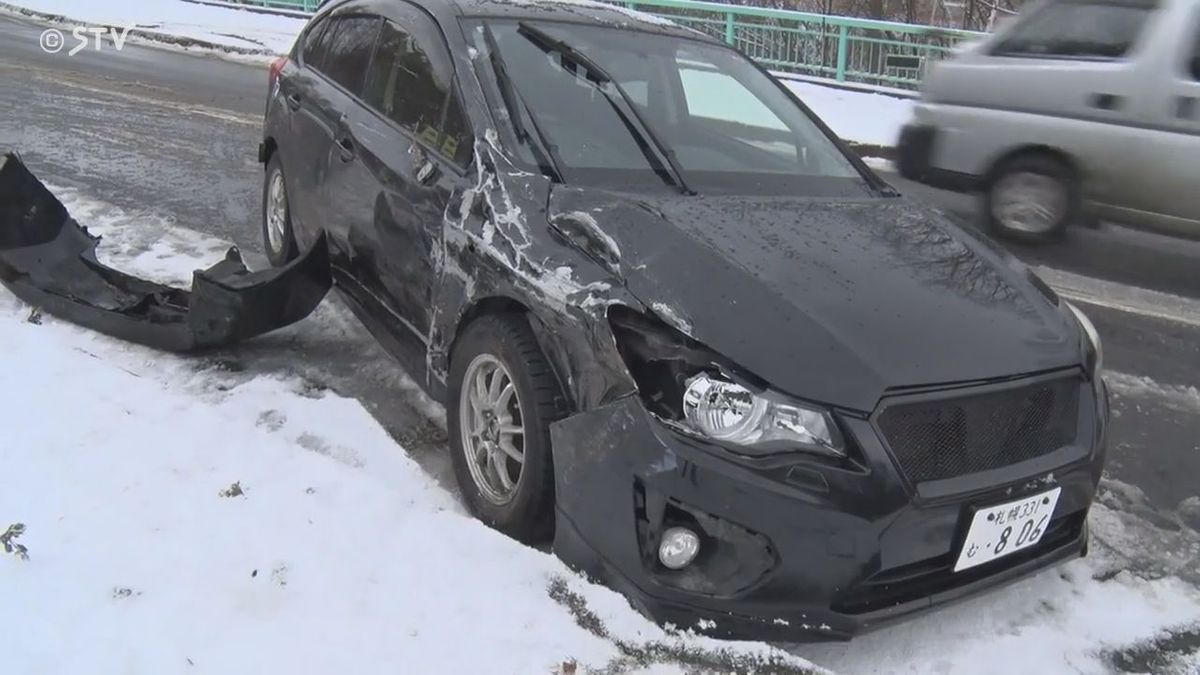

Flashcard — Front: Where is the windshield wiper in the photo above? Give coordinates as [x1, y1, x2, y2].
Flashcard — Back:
[482, 24, 564, 183]
[516, 21, 693, 195]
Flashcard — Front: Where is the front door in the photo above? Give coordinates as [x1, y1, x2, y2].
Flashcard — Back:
[350, 9, 473, 343]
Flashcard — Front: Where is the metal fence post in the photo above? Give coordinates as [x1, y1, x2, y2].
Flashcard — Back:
[835, 24, 849, 82]
[724, 11, 735, 45]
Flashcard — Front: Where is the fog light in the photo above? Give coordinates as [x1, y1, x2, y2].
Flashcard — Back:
[658, 526, 701, 570]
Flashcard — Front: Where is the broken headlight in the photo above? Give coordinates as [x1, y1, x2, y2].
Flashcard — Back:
[682, 373, 844, 456]
[609, 306, 845, 458]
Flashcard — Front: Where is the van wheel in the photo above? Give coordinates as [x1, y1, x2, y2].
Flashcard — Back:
[985, 154, 1079, 243]
[262, 155, 298, 267]
[447, 314, 564, 544]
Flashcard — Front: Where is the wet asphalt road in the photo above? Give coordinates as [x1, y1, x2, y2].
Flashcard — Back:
[1, 10, 1198, 539]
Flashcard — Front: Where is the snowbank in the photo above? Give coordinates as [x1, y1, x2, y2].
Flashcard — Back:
[1, 0, 305, 54]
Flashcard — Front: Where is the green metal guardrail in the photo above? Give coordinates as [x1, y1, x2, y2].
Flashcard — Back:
[221, 0, 984, 88]
[619, 0, 984, 87]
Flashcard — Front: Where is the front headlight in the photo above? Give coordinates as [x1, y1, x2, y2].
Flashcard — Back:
[1065, 302, 1103, 373]
[682, 374, 844, 456]
[608, 306, 846, 459]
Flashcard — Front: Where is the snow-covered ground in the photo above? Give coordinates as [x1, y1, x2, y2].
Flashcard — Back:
[2, 180, 1200, 675]
[781, 80, 913, 148]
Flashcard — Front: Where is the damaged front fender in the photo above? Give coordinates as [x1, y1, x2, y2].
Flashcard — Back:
[0, 153, 332, 352]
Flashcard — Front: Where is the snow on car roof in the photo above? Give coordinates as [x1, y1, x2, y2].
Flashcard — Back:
[452, 0, 701, 36]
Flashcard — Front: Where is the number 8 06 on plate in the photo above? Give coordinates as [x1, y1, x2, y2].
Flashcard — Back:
[954, 487, 1062, 572]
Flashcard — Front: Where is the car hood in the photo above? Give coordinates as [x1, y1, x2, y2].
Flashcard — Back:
[547, 187, 1082, 412]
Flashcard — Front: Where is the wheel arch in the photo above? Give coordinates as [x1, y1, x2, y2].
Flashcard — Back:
[984, 144, 1082, 187]
[446, 295, 575, 414]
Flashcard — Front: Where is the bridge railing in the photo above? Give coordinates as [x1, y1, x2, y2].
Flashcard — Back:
[220, 0, 985, 88]
[618, 0, 983, 88]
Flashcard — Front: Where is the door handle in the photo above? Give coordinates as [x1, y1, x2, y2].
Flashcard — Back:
[416, 159, 440, 186]
[1088, 92, 1123, 111]
[336, 135, 356, 162]
[335, 115, 356, 162]
[285, 93, 302, 112]
[1177, 96, 1197, 120]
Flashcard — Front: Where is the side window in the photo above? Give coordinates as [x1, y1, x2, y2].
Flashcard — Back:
[320, 16, 380, 94]
[1189, 21, 1200, 80]
[302, 16, 333, 69]
[363, 18, 472, 165]
[993, 1, 1154, 59]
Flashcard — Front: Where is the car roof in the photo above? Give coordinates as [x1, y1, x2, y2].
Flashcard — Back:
[326, 0, 712, 41]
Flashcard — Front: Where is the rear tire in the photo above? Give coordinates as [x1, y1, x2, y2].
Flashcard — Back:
[447, 314, 564, 544]
[984, 154, 1079, 244]
[262, 155, 298, 267]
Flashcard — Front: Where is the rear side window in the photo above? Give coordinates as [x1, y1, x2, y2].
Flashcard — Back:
[320, 16, 381, 94]
[363, 18, 472, 165]
[994, 1, 1154, 59]
[302, 16, 333, 68]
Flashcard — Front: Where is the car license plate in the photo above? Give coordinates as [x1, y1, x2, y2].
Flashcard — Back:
[954, 487, 1061, 572]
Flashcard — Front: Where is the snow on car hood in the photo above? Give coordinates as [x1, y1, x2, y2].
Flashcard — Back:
[549, 187, 1083, 412]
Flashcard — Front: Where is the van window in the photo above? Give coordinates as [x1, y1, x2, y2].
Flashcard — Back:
[320, 16, 381, 94]
[994, 1, 1153, 59]
[1189, 21, 1200, 80]
[364, 19, 472, 165]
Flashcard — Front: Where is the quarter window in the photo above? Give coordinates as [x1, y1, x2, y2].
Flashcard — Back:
[301, 16, 333, 69]
[320, 16, 381, 94]
[994, 1, 1154, 59]
[364, 19, 472, 165]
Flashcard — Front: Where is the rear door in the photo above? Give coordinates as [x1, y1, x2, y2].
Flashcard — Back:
[280, 14, 335, 236]
[307, 14, 383, 266]
[349, 7, 473, 343]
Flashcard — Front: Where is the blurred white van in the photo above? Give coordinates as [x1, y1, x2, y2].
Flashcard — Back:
[898, 0, 1200, 242]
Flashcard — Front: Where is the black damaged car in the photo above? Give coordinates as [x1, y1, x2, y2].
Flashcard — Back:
[259, 0, 1109, 640]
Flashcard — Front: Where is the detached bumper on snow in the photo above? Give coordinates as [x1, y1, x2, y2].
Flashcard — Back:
[0, 153, 331, 352]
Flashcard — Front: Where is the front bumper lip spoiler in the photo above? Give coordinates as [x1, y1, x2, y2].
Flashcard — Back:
[0, 153, 332, 352]
[555, 481, 1089, 642]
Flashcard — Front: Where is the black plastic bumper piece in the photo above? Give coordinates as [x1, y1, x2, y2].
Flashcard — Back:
[0, 153, 332, 352]
[896, 124, 979, 193]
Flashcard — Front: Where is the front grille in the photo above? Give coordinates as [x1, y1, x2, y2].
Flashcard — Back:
[877, 375, 1081, 484]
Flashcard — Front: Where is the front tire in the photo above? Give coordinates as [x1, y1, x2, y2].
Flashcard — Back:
[984, 154, 1079, 243]
[262, 155, 298, 267]
[447, 314, 564, 544]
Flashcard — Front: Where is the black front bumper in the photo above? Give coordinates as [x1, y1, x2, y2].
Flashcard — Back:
[896, 124, 979, 193]
[0, 153, 332, 351]
[550, 375, 1107, 641]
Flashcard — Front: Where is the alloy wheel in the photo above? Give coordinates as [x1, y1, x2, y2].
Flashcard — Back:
[459, 354, 526, 505]
[266, 170, 288, 255]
